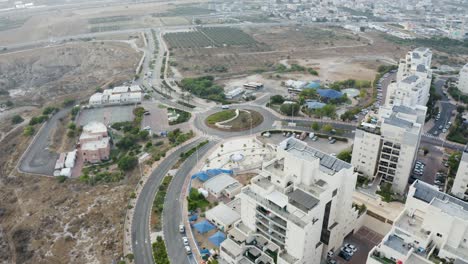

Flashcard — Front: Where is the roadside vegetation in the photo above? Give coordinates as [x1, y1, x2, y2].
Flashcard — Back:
[152, 236, 170, 264]
[179, 76, 226, 102]
[382, 35, 468, 55]
[152, 175, 173, 231]
[168, 108, 191, 125]
[447, 106, 467, 144]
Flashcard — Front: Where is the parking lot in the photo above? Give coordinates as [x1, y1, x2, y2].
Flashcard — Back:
[77, 105, 134, 126]
[410, 145, 448, 190]
[328, 227, 383, 264]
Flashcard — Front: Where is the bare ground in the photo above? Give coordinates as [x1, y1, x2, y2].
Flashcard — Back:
[169, 26, 405, 79]
[0, 41, 141, 264]
[0, 41, 140, 106]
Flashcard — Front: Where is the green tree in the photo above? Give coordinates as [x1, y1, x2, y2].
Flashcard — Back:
[11, 114, 24, 124]
[299, 88, 318, 99]
[23, 125, 35, 136]
[270, 95, 285, 104]
[280, 103, 300, 116]
[62, 98, 76, 107]
[68, 122, 76, 130]
[337, 150, 352, 163]
[139, 130, 149, 140]
[322, 124, 333, 133]
[311, 122, 321, 131]
[118, 155, 138, 171]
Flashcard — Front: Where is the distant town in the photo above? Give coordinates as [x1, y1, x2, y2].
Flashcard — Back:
[0, 1, 467, 264]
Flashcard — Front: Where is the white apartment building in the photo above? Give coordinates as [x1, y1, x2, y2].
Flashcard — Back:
[351, 105, 427, 195]
[220, 138, 361, 264]
[386, 47, 433, 107]
[452, 151, 468, 201]
[459, 63, 468, 94]
[367, 180, 468, 264]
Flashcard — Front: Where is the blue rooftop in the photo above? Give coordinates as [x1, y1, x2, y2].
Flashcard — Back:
[317, 89, 343, 99]
[305, 81, 321, 89]
[305, 100, 326, 109]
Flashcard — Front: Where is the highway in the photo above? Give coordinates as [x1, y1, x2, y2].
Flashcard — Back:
[162, 141, 218, 264]
[131, 138, 209, 264]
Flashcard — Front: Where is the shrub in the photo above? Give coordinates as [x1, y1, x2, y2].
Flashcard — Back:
[11, 114, 24, 124]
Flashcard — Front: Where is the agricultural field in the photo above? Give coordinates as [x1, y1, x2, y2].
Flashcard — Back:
[164, 27, 258, 48]
[0, 17, 29, 32]
[164, 31, 213, 48]
[152, 5, 214, 17]
[168, 25, 405, 78]
[88, 15, 132, 24]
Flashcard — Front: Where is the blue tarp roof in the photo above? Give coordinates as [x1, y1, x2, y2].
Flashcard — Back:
[200, 248, 210, 256]
[191, 169, 233, 182]
[305, 100, 326, 109]
[305, 81, 320, 89]
[208, 231, 226, 247]
[193, 220, 215, 234]
[317, 89, 343, 99]
[189, 214, 198, 222]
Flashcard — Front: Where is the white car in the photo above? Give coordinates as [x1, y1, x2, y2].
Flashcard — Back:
[182, 237, 189, 246]
[345, 243, 357, 253]
[185, 246, 192, 255]
[341, 246, 354, 256]
[179, 225, 185, 233]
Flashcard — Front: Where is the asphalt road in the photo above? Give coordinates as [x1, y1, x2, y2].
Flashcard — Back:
[131, 138, 208, 264]
[18, 108, 70, 175]
[427, 78, 456, 136]
[162, 140, 218, 264]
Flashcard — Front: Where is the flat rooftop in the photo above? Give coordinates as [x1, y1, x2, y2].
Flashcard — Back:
[287, 188, 319, 212]
[413, 181, 468, 214]
[384, 234, 411, 256]
[281, 138, 352, 175]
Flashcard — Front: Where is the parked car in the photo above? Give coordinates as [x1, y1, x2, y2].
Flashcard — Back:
[327, 260, 337, 264]
[179, 225, 185, 233]
[345, 243, 357, 252]
[341, 246, 354, 256]
[221, 105, 230, 109]
[182, 237, 189, 246]
[339, 250, 352, 261]
[327, 250, 334, 258]
[185, 246, 192, 255]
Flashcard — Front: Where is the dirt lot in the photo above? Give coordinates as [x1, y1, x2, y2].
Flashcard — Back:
[0, 38, 142, 263]
[0, 41, 140, 106]
[170, 26, 404, 81]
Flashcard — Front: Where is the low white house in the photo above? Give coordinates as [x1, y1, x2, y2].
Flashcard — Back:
[203, 174, 242, 198]
[88, 85, 142, 106]
[65, 150, 76, 168]
[205, 203, 241, 231]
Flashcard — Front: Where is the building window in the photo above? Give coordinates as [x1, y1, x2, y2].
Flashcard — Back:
[332, 189, 338, 197]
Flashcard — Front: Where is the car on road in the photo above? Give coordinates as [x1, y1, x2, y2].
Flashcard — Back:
[185, 245, 192, 255]
[327, 260, 337, 264]
[182, 237, 189, 246]
[433, 131, 438, 136]
[439, 125, 444, 130]
[221, 105, 230, 109]
[144, 111, 150, 115]
[179, 225, 185, 233]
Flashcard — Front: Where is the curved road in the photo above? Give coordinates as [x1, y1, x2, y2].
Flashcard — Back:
[162, 141, 218, 264]
[132, 138, 210, 264]
[18, 108, 70, 175]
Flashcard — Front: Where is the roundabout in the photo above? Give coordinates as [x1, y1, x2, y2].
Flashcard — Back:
[194, 105, 276, 137]
[205, 108, 264, 131]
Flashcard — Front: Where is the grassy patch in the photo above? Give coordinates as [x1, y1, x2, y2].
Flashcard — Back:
[88, 16, 132, 24]
[168, 108, 191, 125]
[206, 110, 236, 124]
[223, 110, 264, 131]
